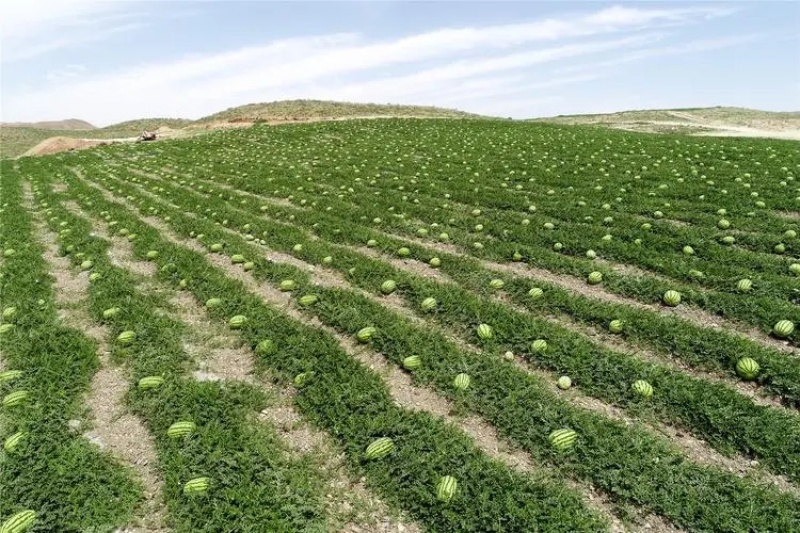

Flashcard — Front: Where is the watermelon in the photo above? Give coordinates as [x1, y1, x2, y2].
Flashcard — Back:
[587, 272, 603, 285]
[80, 260, 94, 271]
[773, 320, 794, 338]
[356, 327, 376, 343]
[322, 256, 333, 265]
[488, 279, 504, 289]
[3, 249, 16, 258]
[512, 251, 523, 262]
[528, 287, 544, 300]
[0, 370, 23, 384]
[231, 254, 245, 264]
[167, 421, 196, 438]
[789, 263, 800, 276]
[2, 391, 28, 408]
[364, 437, 395, 460]
[242, 262, 255, 271]
[402, 355, 421, 371]
[292, 244, 303, 252]
[453, 373, 471, 390]
[421, 297, 437, 312]
[160, 263, 177, 274]
[530, 339, 547, 353]
[210, 243, 223, 252]
[183, 477, 210, 495]
[737, 279, 752, 292]
[0, 510, 36, 533]
[736, 357, 760, 380]
[476, 323, 493, 340]
[102, 307, 121, 319]
[632, 380, 654, 398]
[662, 290, 681, 307]
[255, 339, 276, 356]
[137, 376, 164, 390]
[429, 257, 441, 268]
[397, 247, 411, 257]
[298, 294, 319, 307]
[609, 319, 624, 334]
[146, 250, 159, 260]
[366, 239, 378, 247]
[117, 330, 136, 345]
[380, 280, 397, 294]
[293, 371, 314, 388]
[205, 298, 222, 308]
[557, 376, 572, 390]
[3, 431, 27, 453]
[229, 315, 247, 329]
[436, 476, 458, 502]
[279, 279, 296, 291]
[721, 236, 736, 245]
[89, 272, 102, 282]
[548, 428, 578, 451]
[2, 307, 16, 321]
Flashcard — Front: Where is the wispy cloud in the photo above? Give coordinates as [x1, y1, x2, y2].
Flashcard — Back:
[1, 4, 749, 123]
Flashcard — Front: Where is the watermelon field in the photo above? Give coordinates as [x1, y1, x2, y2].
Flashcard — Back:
[2, 118, 800, 532]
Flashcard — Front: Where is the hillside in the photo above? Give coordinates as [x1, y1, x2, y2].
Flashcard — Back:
[1, 118, 95, 130]
[531, 106, 800, 139]
[197, 99, 484, 123]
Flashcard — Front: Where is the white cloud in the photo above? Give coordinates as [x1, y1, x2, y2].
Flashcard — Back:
[1, 4, 744, 123]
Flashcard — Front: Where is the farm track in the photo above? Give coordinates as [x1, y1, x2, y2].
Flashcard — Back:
[74, 165, 633, 532]
[64, 166, 800, 532]
[122, 165, 800, 360]
[74, 210, 421, 533]
[114, 179, 800, 494]
[27, 195, 170, 532]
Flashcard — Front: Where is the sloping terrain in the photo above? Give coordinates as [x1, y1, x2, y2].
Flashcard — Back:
[1, 119, 95, 130]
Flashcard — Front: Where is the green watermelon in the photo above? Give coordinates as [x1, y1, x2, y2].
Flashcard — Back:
[167, 421, 196, 438]
[530, 339, 547, 353]
[145, 250, 159, 260]
[737, 279, 752, 292]
[429, 257, 441, 268]
[489, 279, 504, 289]
[356, 327, 376, 343]
[632, 380, 654, 398]
[183, 477, 210, 495]
[0, 510, 36, 533]
[476, 324, 493, 340]
[736, 358, 760, 380]
[255, 339, 276, 355]
[587, 272, 603, 285]
[436, 476, 458, 502]
[2, 307, 17, 321]
[3, 431, 27, 453]
[293, 371, 314, 388]
[402, 355, 421, 370]
[205, 298, 222, 308]
[557, 376, 572, 390]
[528, 288, 544, 300]
[421, 297, 437, 312]
[380, 280, 397, 294]
[397, 247, 411, 257]
[0, 370, 23, 384]
[242, 262, 255, 271]
[365, 437, 395, 460]
[453, 373, 471, 390]
[102, 307, 121, 319]
[662, 290, 681, 307]
[279, 279, 297, 291]
[229, 315, 247, 329]
[137, 376, 164, 390]
[298, 294, 319, 307]
[609, 320, 624, 334]
[210, 243, 223, 252]
[2, 391, 28, 408]
[548, 428, 578, 451]
[231, 254, 245, 264]
[117, 330, 136, 345]
[773, 320, 794, 338]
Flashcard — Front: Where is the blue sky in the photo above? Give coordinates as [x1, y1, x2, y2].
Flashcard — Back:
[1, 1, 798, 126]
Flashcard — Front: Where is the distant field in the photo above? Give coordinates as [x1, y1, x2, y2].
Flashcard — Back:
[2, 118, 799, 532]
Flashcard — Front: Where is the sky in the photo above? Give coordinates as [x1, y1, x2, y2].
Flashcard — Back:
[1, 1, 798, 126]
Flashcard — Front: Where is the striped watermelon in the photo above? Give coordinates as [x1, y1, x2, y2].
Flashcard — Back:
[0, 324, 14, 336]
[380, 280, 397, 294]
[356, 327, 376, 343]
[294, 371, 314, 388]
[279, 279, 297, 291]
[255, 339, 276, 356]
[146, 250, 159, 260]
[205, 298, 222, 308]
[3, 431, 27, 453]
[293, 244, 303, 252]
[773, 320, 794, 338]
[530, 339, 547, 353]
[476, 324, 493, 340]
[587, 271, 603, 285]
[2, 391, 29, 408]
[453, 373, 471, 390]
[489, 279, 504, 289]
[736, 358, 760, 380]
[557, 376, 572, 390]
[737, 279, 752, 292]
[0, 370, 23, 384]
[421, 297, 437, 312]
[80, 260, 94, 271]
[429, 257, 441, 268]
[365, 437, 395, 460]
[102, 307, 121, 319]
[117, 330, 136, 346]
[632, 380, 654, 398]
[662, 290, 681, 307]
[299, 295, 318, 307]
[138, 376, 164, 390]
[397, 247, 410, 257]
[402, 355, 421, 371]
[183, 477, 210, 495]
[549, 428, 578, 451]
[167, 421, 196, 438]
[210, 243, 223, 252]
[609, 320, 624, 334]
[2, 307, 17, 321]
[229, 315, 247, 329]
[322, 256, 333, 265]
[89, 272, 102, 282]
[231, 254, 245, 264]
[0, 510, 36, 533]
[528, 287, 544, 300]
[436, 476, 458, 502]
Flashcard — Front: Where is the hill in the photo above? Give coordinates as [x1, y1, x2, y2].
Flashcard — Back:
[197, 99, 484, 123]
[531, 106, 800, 139]
[1, 118, 95, 130]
